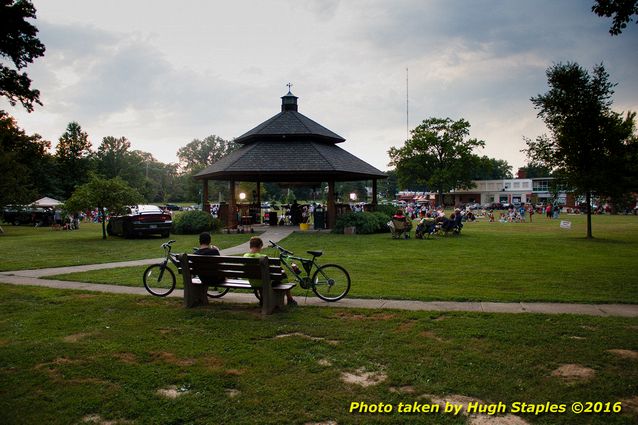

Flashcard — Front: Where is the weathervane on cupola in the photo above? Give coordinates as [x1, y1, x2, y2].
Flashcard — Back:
[281, 82, 298, 112]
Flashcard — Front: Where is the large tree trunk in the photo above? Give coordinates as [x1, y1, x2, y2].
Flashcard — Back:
[585, 190, 593, 239]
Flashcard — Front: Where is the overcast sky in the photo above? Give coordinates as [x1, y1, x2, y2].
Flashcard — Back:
[3, 0, 637, 172]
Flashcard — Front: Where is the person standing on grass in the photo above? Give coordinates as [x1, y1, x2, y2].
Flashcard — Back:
[244, 237, 297, 307]
[528, 204, 534, 223]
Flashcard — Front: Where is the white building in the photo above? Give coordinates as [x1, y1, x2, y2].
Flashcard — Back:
[449, 177, 568, 207]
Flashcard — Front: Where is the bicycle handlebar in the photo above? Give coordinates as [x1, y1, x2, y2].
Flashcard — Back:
[161, 240, 176, 249]
[268, 240, 293, 256]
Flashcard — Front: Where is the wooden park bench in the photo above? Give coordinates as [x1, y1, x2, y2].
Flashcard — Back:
[179, 254, 295, 314]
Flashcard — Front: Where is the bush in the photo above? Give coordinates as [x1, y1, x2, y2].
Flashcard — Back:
[332, 211, 391, 234]
[376, 204, 399, 217]
[171, 210, 221, 234]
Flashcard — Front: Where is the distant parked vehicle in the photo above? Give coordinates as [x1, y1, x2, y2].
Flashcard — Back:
[163, 204, 181, 211]
[1, 206, 52, 226]
[107, 205, 172, 238]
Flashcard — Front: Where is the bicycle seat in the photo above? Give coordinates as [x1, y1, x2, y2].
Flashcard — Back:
[307, 250, 323, 257]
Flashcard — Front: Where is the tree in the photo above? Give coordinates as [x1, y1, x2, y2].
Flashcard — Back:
[592, 0, 638, 35]
[525, 62, 637, 238]
[177, 135, 238, 202]
[388, 117, 485, 206]
[470, 156, 513, 180]
[177, 135, 238, 173]
[0, 0, 46, 111]
[95, 136, 132, 179]
[64, 176, 143, 239]
[0, 110, 51, 209]
[55, 121, 93, 198]
[516, 162, 553, 179]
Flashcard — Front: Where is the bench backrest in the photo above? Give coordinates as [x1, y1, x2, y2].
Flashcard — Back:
[183, 254, 287, 282]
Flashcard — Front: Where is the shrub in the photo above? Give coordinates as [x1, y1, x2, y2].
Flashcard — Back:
[332, 211, 391, 234]
[171, 210, 221, 234]
[375, 204, 398, 217]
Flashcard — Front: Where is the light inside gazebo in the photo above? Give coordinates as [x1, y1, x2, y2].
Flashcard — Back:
[239, 192, 246, 201]
[350, 193, 357, 201]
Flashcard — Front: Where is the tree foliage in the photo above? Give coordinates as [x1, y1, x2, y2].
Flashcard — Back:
[64, 176, 143, 239]
[0, 0, 45, 111]
[0, 110, 50, 208]
[177, 135, 238, 201]
[592, 0, 638, 35]
[388, 117, 485, 204]
[177, 135, 238, 173]
[470, 156, 513, 180]
[525, 62, 637, 238]
[55, 122, 93, 198]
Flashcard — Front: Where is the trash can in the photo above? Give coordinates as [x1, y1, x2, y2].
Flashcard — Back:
[268, 211, 278, 226]
[314, 210, 325, 230]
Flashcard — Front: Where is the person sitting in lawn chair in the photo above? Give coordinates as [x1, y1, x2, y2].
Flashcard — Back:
[415, 213, 437, 239]
[390, 209, 411, 239]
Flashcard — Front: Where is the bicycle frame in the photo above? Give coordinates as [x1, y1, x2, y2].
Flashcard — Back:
[278, 251, 317, 289]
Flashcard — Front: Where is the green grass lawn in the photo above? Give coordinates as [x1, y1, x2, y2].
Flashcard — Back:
[25, 214, 638, 304]
[0, 285, 636, 425]
[0, 222, 248, 271]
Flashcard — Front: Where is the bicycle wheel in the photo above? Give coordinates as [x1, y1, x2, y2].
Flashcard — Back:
[311, 264, 350, 302]
[207, 286, 230, 298]
[143, 264, 176, 297]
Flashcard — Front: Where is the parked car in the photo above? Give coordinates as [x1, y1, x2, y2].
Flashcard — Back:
[106, 205, 172, 238]
[163, 204, 181, 211]
[2, 206, 53, 226]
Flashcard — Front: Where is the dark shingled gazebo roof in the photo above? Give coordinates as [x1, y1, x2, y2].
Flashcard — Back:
[195, 91, 386, 182]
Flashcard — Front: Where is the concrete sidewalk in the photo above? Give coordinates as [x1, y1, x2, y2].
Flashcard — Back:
[1, 226, 637, 317]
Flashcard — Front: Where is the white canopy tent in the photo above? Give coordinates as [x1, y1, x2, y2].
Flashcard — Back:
[32, 197, 63, 208]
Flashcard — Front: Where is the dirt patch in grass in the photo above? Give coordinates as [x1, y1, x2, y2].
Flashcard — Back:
[82, 414, 132, 424]
[317, 359, 332, 367]
[394, 320, 417, 333]
[469, 414, 530, 425]
[275, 332, 339, 345]
[112, 352, 138, 364]
[420, 330, 445, 342]
[0, 338, 9, 346]
[580, 325, 598, 331]
[150, 351, 196, 367]
[568, 336, 586, 340]
[621, 396, 638, 413]
[340, 368, 387, 387]
[198, 355, 224, 371]
[389, 385, 416, 394]
[304, 422, 337, 425]
[225, 388, 240, 398]
[607, 349, 638, 360]
[75, 294, 97, 300]
[63, 332, 94, 343]
[551, 364, 596, 382]
[225, 369, 246, 376]
[421, 394, 484, 415]
[156, 385, 190, 399]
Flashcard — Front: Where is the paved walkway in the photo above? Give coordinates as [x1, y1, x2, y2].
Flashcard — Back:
[1, 226, 637, 317]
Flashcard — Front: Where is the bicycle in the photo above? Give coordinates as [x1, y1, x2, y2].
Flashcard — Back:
[268, 240, 351, 302]
[142, 240, 230, 298]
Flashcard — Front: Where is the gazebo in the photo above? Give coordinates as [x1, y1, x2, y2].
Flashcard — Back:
[195, 90, 387, 229]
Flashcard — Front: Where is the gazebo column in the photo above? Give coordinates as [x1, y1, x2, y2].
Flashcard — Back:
[256, 181, 261, 224]
[372, 178, 378, 209]
[202, 179, 210, 213]
[229, 180, 237, 229]
[327, 179, 336, 229]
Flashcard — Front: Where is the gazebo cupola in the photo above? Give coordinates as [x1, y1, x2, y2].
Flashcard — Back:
[281, 90, 298, 112]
